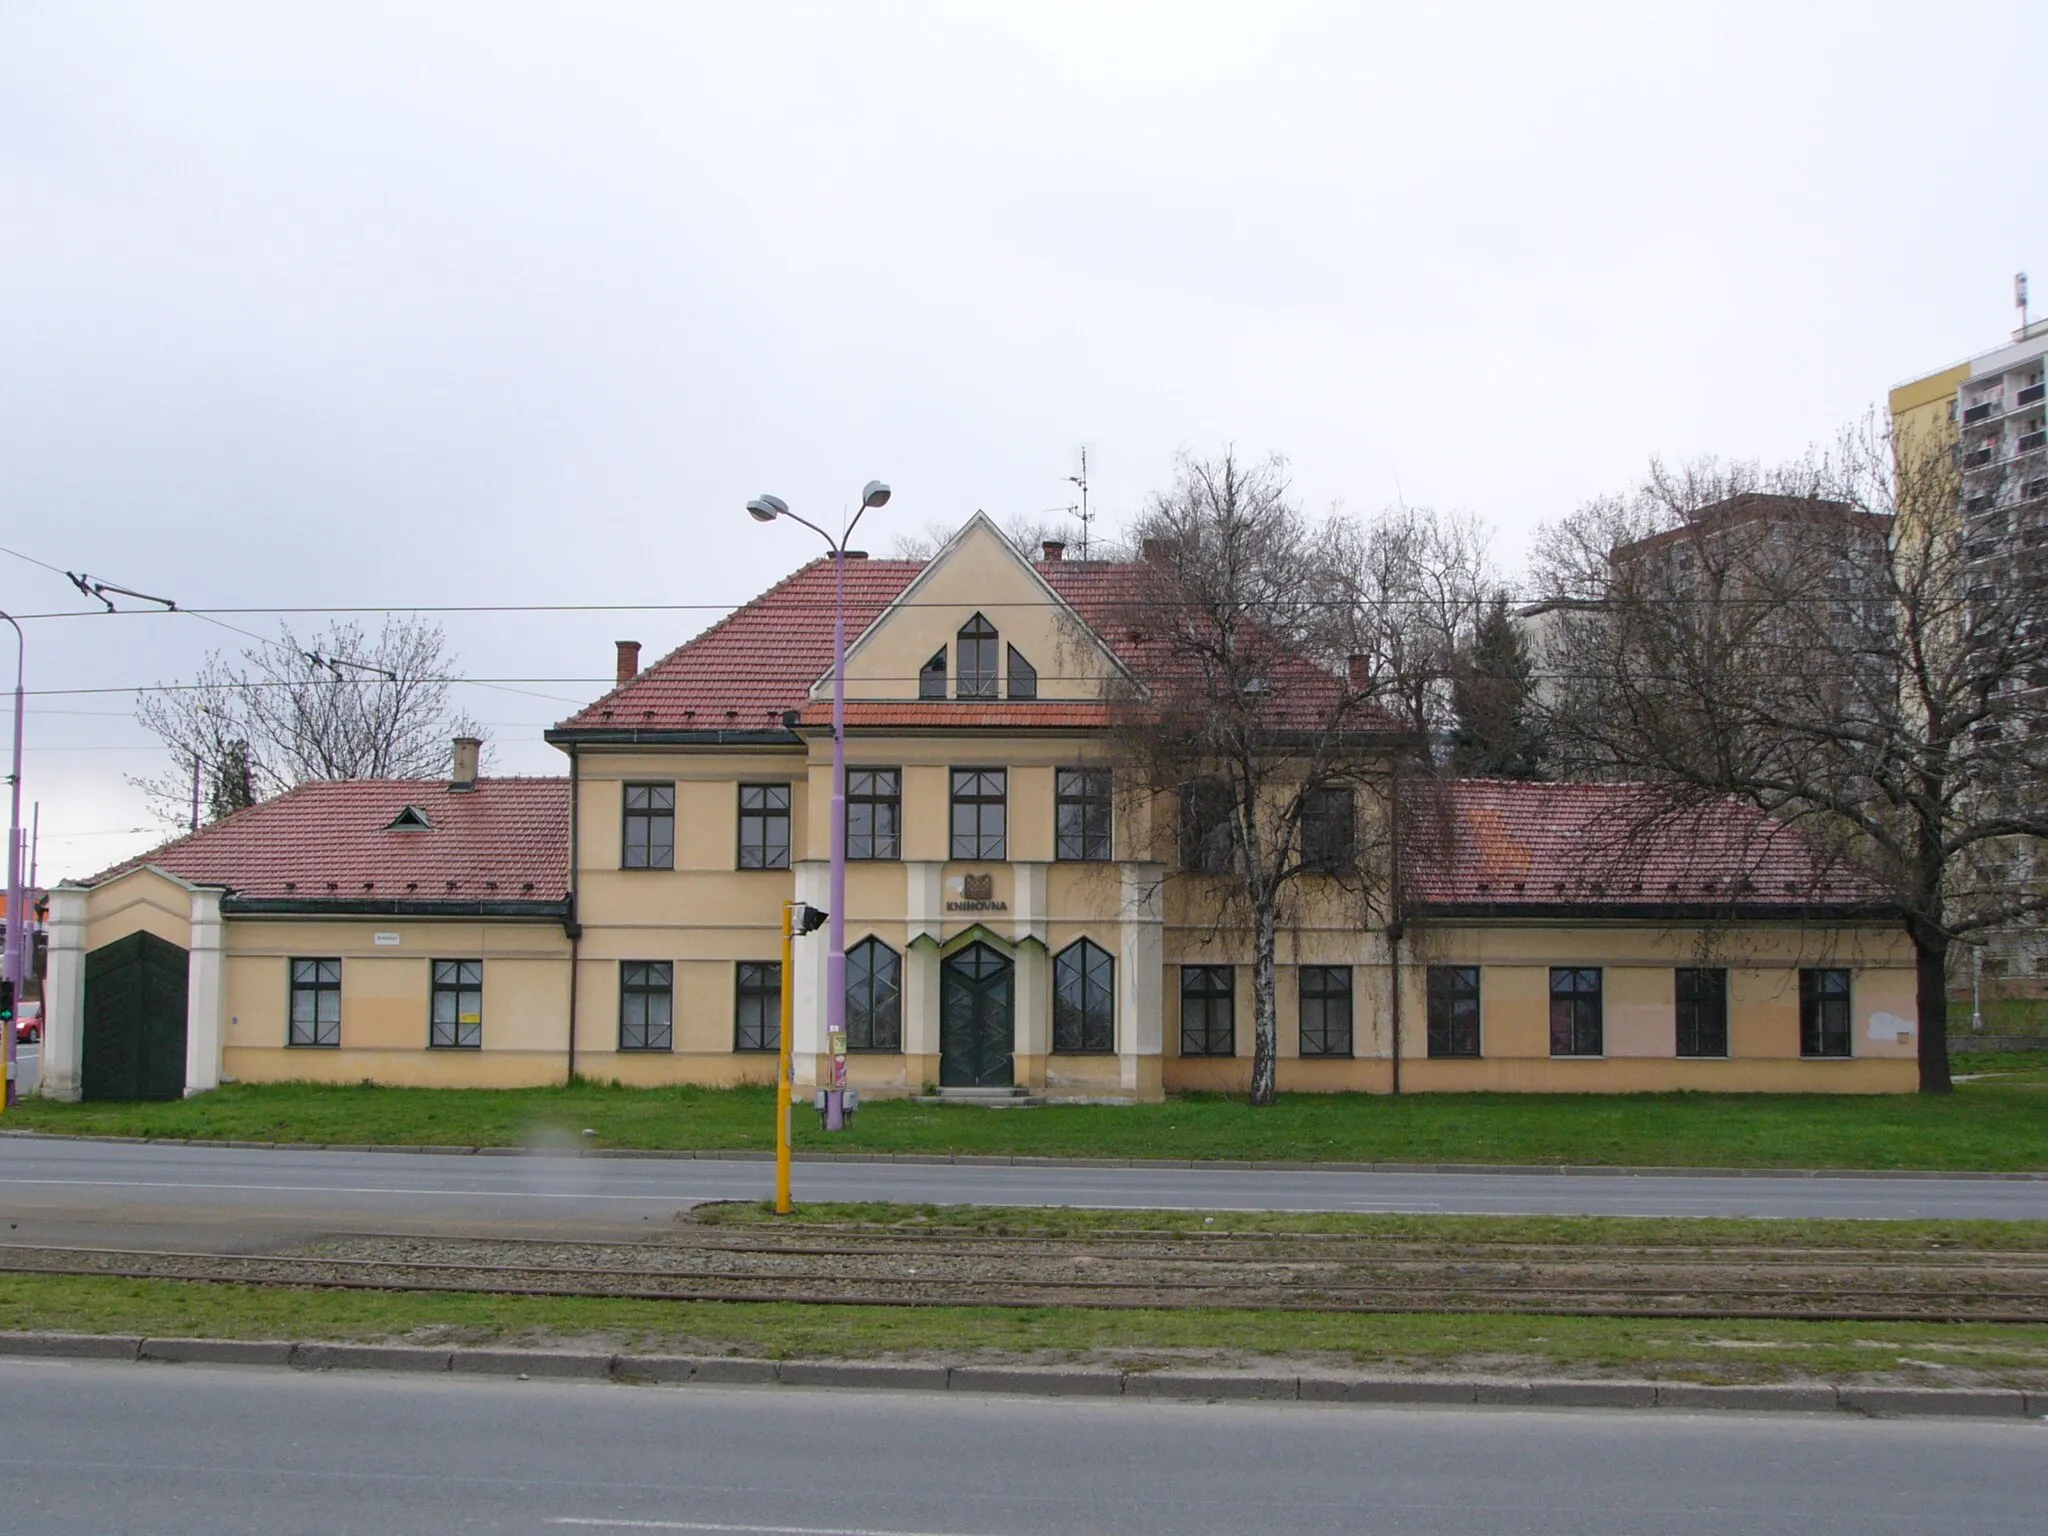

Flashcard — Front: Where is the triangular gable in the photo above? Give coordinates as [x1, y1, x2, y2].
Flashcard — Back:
[822, 512, 1134, 702]
[386, 805, 434, 831]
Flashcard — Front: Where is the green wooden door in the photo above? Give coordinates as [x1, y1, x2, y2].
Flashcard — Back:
[82, 931, 189, 1102]
[940, 943, 1014, 1088]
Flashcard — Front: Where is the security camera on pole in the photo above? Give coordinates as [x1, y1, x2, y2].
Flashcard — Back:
[747, 479, 890, 1133]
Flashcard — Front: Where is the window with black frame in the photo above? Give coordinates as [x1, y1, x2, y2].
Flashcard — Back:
[847, 769, 901, 860]
[1053, 939, 1115, 1053]
[1549, 967, 1602, 1056]
[735, 961, 781, 1052]
[846, 938, 902, 1051]
[619, 961, 673, 1051]
[1179, 778, 1236, 874]
[1180, 965, 1235, 1057]
[1298, 786, 1355, 872]
[1056, 768, 1112, 861]
[957, 614, 999, 699]
[1675, 967, 1728, 1057]
[621, 782, 675, 869]
[1427, 965, 1481, 1057]
[1799, 968, 1851, 1058]
[737, 784, 791, 869]
[430, 960, 483, 1049]
[1006, 645, 1037, 700]
[918, 649, 947, 700]
[1297, 965, 1353, 1057]
[950, 768, 1007, 859]
[288, 958, 341, 1047]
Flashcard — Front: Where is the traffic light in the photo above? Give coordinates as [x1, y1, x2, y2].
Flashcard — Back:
[793, 904, 828, 935]
[0, 977, 12, 1028]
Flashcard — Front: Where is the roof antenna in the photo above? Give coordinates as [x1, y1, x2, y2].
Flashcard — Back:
[1067, 447, 1092, 559]
[2019, 271, 2031, 339]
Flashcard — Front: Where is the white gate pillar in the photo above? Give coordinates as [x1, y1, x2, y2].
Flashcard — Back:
[185, 887, 227, 1095]
[39, 886, 88, 1101]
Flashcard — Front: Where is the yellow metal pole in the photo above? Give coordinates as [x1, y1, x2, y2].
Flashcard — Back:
[776, 901, 794, 1215]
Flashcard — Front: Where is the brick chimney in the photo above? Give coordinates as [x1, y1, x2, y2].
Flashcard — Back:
[450, 736, 481, 792]
[1347, 654, 1371, 690]
[1041, 539, 1066, 562]
[615, 640, 641, 685]
[1141, 537, 1173, 562]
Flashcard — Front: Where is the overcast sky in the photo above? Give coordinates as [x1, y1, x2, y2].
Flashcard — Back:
[4, 0, 2044, 880]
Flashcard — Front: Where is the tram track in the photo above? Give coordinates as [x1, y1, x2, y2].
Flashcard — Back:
[8, 1224, 2048, 1324]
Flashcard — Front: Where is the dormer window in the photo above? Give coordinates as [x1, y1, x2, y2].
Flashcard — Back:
[957, 614, 998, 699]
[919, 648, 947, 700]
[1007, 645, 1037, 700]
[386, 806, 433, 831]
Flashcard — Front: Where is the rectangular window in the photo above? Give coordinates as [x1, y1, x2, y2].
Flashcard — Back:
[737, 783, 792, 870]
[1548, 967, 1602, 1057]
[1675, 967, 1728, 1058]
[846, 768, 901, 861]
[1426, 965, 1481, 1058]
[288, 958, 341, 1048]
[1007, 645, 1038, 700]
[430, 960, 483, 1049]
[1180, 777, 1236, 875]
[1055, 768, 1113, 861]
[950, 768, 1007, 860]
[1299, 786, 1355, 873]
[1800, 968, 1852, 1058]
[621, 782, 675, 869]
[735, 961, 782, 1052]
[1180, 964, 1235, 1057]
[1297, 965, 1353, 1058]
[619, 961, 674, 1052]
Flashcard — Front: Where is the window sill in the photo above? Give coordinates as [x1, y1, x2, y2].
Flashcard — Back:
[617, 865, 677, 873]
[1051, 1048, 1117, 1057]
[428, 1043, 484, 1051]
[1549, 1053, 1605, 1060]
[1297, 1052, 1356, 1061]
[1677, 1052, 1732, 1061]
[285, 1041, 341, 1050]
[734, 865, 794, 874]
[617, 1045, 674, 1054]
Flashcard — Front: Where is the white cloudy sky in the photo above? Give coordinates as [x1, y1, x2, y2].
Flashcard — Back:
[3, 0, 2044, 880]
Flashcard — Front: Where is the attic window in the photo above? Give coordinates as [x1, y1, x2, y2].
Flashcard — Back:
[386, 806, 433, 831]
[957, 614, 998, 699]
[1007, 645, 1037, 701]
[918, 648, 947, 700]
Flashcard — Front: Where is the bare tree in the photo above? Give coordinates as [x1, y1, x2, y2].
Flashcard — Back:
[1102, 451, 1428, 1105]
[132, 616, 486, 829]
[892, 510, 1086, 561]
[1537, 419, 2048, 1092]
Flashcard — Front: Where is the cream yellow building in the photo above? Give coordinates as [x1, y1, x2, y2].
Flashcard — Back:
[46, 515, 1919, 1101]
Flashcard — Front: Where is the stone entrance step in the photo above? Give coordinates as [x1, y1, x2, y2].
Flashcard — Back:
[916, 1087, 1046, 1108]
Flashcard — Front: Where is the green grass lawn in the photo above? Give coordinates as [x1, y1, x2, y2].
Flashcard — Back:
[7, 1060, 2048, 1170]
[5, 1271, 2045, 1387]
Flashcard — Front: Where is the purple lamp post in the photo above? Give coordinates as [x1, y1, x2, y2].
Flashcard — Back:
[748, 480, 890, 1133]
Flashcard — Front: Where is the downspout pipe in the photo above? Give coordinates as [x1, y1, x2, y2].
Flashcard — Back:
[565, 744, 581, 1085]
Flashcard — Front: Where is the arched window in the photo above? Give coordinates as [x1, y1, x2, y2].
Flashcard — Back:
[1053, 939, 1115, 1053]
[846, 938, 902, 1052]
[957, 614, 998, 699]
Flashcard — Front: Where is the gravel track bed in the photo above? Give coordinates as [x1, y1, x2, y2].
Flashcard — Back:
[7, 1228, 2048, 1322]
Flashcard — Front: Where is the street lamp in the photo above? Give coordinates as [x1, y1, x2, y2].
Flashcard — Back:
[747, 480, 890, 1133]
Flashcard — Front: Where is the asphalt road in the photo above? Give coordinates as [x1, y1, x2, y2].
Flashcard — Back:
[1, 1358, 2042, 1535]
[1, 1137, 2046, 1250]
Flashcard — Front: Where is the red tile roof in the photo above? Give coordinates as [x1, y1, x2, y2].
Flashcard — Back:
[1408, 780, 1891, 912]
[552, 554, 1373, 736]
[798, 701, 1115, 730]
[554, 557, 924, 735]
[77, 778, 570, 906]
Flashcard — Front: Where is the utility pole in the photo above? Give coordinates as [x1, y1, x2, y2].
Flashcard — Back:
[2, 611, 24, 1110]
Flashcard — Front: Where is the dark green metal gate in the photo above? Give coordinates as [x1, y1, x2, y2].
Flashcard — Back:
[82, 931, 188, 1101]
[940, 942, 1014, 1088]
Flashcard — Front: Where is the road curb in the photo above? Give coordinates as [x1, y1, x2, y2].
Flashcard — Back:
[0, 1333, 2038, 1417]
[2, 1128, 2045, 1181]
